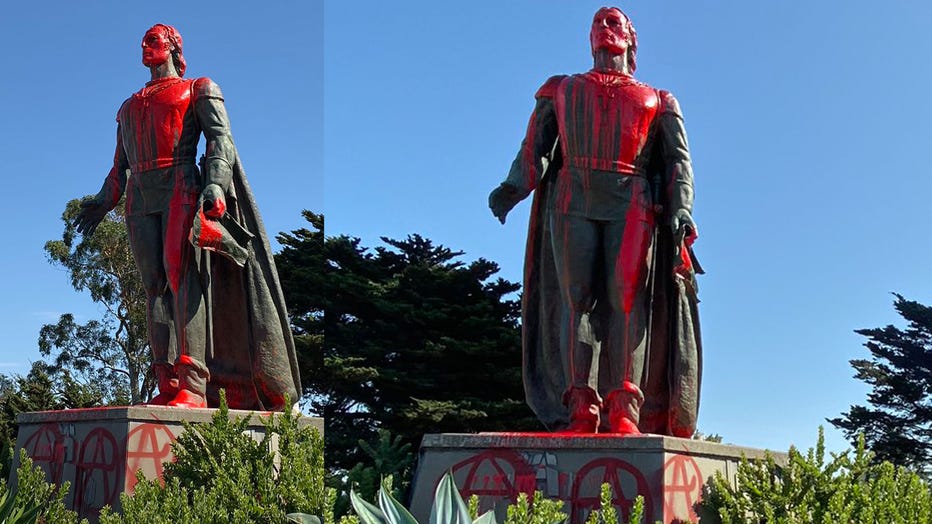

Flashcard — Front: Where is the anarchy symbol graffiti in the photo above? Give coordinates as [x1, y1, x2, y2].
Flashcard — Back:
[662, 454, 703, 522]
[571, 458, 654, 523]
[450, 449, 535, 511]
[124, 423, 176, 493]
[74, 428, 119, 519]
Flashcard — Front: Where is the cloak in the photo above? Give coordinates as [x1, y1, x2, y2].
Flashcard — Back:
[521, 142, 702, 437]
[192, 154, 302, 411]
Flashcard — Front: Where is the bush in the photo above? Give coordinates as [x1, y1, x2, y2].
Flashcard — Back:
[99, 393, 335, 523]
[703, 427, 932, 523]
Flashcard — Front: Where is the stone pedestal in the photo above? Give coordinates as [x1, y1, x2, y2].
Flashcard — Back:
[411, 433, 782, 524]
[12, 406, 323, 523]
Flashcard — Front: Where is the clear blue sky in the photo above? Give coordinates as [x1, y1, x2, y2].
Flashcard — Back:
[3, 2, 931, 456]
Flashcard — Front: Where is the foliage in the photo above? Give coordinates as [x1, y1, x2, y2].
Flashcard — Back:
[348, 475, 660, 524]
[583, 484, 648, 524]
[830, 294, 932, 472]
[276, 212, 540, 502]
[502, 491, 566, 524]
[43, 199, 151, 404]
[99, 392, 335, 523]
[339, 430, 415, 513]
[10, 450, 85, 524]
[703, 427, 932, 523]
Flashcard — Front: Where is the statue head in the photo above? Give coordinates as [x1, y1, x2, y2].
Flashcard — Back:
[142, 24, 186, 77]
[590, 7, 637, 73]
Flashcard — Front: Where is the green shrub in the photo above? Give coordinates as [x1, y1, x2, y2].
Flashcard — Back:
[703, 427, 932, 523]
[6, 449, 84, 524]
[99, 393, 335, 524]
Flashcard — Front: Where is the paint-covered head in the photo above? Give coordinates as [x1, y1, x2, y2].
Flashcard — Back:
[142, 24, 186, 76]
[590, 7, 637, 73]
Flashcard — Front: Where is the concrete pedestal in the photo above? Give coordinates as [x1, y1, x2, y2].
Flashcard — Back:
[411, 433, 782, 524]
[12, 406, 322, 523]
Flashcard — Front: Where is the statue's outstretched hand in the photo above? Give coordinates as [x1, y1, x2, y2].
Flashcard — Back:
[74, 197, 109, 237]
[489, 183, 519, 225]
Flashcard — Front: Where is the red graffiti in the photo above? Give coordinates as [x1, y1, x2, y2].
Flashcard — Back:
[74, 428, 119, 519]
[450, 449, 536, 510]
[571, 457, 653, 523]
[125, 423, 176, 493]
[662, 455, 702, 523]
[22, 423, 65, 485]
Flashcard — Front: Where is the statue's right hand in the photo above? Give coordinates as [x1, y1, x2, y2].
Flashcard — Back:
[73, 197, 108, 237]
[488, 183, 518, 225]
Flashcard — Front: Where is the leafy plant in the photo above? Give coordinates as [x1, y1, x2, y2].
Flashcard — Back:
[703, 427, 932, 523]
[99, 392, 335, 523]
[8, 449, 84, 524]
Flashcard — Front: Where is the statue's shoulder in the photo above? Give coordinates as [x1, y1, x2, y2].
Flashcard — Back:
[535, 75, 567, 99]
[657, 89, 682, 116]
[192, 77, 224, 100]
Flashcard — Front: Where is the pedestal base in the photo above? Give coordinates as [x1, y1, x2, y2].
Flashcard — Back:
[411, 433, 782, 524]
[12, 406, 322, 523]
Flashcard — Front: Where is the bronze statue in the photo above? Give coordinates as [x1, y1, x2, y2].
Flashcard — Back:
[489, 7, 702, 436]
[75, 24, 300, 410]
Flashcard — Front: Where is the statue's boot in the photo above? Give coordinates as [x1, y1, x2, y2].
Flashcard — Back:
[605, 381, 644, 435]
[562, 386, 601, 433]
[167, 356, 209, 408]
[146, 363, 180, 405]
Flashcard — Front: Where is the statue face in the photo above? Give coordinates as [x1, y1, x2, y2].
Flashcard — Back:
[141, 28, 173, 68]
[590, 7, 630, 57]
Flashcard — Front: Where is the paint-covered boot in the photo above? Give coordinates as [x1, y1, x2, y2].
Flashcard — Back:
[605, 381, 645, 435]
[562, 386, 602, 433]
[146, 362, 179, 405]
[167, 356, 209, 408]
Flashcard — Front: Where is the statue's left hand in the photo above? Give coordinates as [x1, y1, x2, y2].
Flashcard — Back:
[671, 209, 697, 279]
[201, 184, 227, 218]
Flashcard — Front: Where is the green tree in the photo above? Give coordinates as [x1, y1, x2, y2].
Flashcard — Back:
[42, 199, 151, 404]
[275, 212, 540, 501]
[830, 294, 932, 472]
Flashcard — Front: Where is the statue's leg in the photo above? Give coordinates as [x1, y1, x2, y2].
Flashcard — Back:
[126, 212, 178, 404]
[162, 189, 209, 408]
[602, 211, 654, 433]
[550, 211, 601, 432]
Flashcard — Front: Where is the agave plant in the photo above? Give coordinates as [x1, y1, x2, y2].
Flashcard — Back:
[0, 483, 42, 524]
[349, 471, 496, 524]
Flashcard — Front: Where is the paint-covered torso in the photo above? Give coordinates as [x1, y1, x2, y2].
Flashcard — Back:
[555, 71, 661, 174]
[118, 77, 201, 216]
[550, 72, 661, 221]
[118, 77, 200, 175]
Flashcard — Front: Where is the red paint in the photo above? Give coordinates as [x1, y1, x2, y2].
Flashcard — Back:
[590, 8, 635, 62]
[124, 423, 176, 493]
[662, 455, 702, 523]
[143, 24, 186, 76]
[74, 428, 120, 519]
[141, 27, 173, 69]
[204, 194, 226, 218]
[572, 457, 653, 522]
[192, 207, 224, 251]
[450, 449, 535, 511]
[23, 423, 65, 486]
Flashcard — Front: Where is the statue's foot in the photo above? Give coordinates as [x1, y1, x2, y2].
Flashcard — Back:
[608, 416, 641, 435]
[146, 390, 177, 406]
[167, 389, 207, 408]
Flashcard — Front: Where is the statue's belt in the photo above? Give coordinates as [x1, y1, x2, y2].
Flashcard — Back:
[565, 157, 645, 177]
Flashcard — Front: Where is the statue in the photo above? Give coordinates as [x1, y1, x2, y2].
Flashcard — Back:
[74, 24, 301, 411]
[489, 7, 702, 436]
